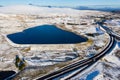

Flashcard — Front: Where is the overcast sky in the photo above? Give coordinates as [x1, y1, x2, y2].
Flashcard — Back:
[0, 0, 120, 7]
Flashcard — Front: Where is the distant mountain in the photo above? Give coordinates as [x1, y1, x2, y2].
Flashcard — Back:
[0, 5, 3, 7]
[75, 5, 120, 11]
[28, 4, 120, 12]
[75, 6, 90, 10]
[1, 4, 120, 14]
[28, 3, 71, 8]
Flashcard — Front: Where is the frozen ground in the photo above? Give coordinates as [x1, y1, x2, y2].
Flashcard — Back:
[0, 5, 120, 79]
[105, 19, 120, 34]
[70, 39, 120, 80]
[0, 5, 107, 16]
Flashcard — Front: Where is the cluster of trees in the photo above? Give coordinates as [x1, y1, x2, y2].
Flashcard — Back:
[15, 55, 26, 70]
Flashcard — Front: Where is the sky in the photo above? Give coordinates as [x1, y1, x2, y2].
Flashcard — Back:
[0, 0, 120, 7]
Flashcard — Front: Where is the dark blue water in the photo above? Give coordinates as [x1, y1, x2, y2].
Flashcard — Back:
[86, 71, 99, 80]
[0, 71, 16, 80]
[7, 25, 87, 44]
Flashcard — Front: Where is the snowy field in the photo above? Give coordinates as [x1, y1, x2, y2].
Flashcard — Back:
[0, 5, 120, 80]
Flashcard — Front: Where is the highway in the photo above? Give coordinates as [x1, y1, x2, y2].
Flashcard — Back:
[63, 22, 119, 80]
[37, 22, 119, 80]
[64, 35, 115, 80]
[37, 36, 115, 80]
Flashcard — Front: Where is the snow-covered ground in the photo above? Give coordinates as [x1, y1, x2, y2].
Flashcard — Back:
[105, 19, 120, 34]
[25, 52, 77, 66]
[0, 4, 120, 79]
[69, 40, 120, 80]
[0, 5, 78, 15]
[0, 5, 107, 16]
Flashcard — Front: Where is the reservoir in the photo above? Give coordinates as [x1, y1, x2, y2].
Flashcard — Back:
[7, 25, 87, 44]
